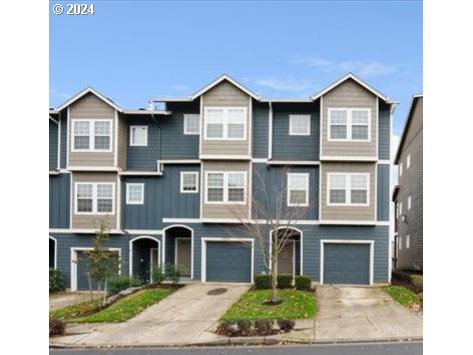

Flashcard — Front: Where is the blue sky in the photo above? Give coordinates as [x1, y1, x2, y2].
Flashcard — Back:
[50, 1, 422, 135]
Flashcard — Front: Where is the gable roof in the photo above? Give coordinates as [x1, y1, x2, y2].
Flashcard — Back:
[56, 87, 122, 112]
[190, 74, 261, 100]
[394, 94, 423, 163]
[310, 72, 395, 104]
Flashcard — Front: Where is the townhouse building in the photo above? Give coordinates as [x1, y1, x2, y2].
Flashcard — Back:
[393, 94, 423, 271]
[49, 73, 395, 290]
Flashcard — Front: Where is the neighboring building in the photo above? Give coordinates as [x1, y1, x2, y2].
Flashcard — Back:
[392, 94, 423, 272]
[49, 73, 395, 290]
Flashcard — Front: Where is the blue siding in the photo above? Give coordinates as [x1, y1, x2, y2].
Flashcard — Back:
[125, 116, 160, 171]
[377, 164, 390, 221]
[252, 163, 319, 220]
[122, 164, 200, 230]
[59, 110, 67, 168]
[252, 102, 269, 158]
[271, 102, 320, 161]
[49, 173, 70, 228]
[49, 120, 58, 170]
[378, 102, 391, 160]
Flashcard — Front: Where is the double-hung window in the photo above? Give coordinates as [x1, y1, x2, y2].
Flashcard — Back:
[206, 172, 246, 203]
[407, 195, 412, 210]
[287, 173, 309, 206]
[406, 235, 410, 249]
[406, 153, 411, 169]
[75, 182, 115, 214]
[180, 172, 199, 193]
[289, 115, 311, 136]
[328, 173, 369, 206]
[130, 126, 148, 146]
[72, 119, 112, 151]
[183, 114, 200, 135]
[126, 183, 144, 204]
[328, 108, 370, 141]
[204, 107, 246, 140]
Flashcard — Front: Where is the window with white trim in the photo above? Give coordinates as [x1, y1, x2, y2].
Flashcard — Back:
[287, 173, 309, 206]
[407, 153, 411, 168]
[407, 195, 412, 210]
[328, 173, 369, 206]
[75, 182, 114, 214]
[126, 183, 144, 204]
[206, 172, 246, 203]
[399, 201, 403, 215]
[183, 114, 200, 135]
[289, 115, 311, 136]
[328, 108, 370, 141]
[406, 234, 410, 249]
[130, 126, 148, 146]
[204, 107, 246, 140]
[73, 119, 112, 151]
[399, 162, 403, 176]
[180, 172, 199, 193]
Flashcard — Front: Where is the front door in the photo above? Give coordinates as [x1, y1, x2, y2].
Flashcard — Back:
[176, 239, 191, 277]
[278, 241, 294, 275]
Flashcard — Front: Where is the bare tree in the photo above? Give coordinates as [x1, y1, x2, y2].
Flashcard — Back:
[230, 166, 309, 303]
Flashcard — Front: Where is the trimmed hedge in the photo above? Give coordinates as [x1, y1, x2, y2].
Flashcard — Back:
[108, 275, 144, 296]
[277, 274, 293, 289]
[392, 271, 423, 293]
[254, 274, 272, 289]
[49, 268, 65, 293]
[295, 275, 311, 290]
[253, 274, 312, 290]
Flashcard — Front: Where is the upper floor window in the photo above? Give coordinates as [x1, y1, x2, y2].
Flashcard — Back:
[399, 201, 403, 215]
[180, 172, 199, 193]
[289, 115, 311, 136]
[399, 162, 403, 176]
[72, 119, 112, 152]
[406, 234, 410, 249]
[130, 126, 148, 146]
[328, 108, 370, 142]
[184, 114, 200, 135]
[205, 171, 246, 204]
[328, 173, 369, 206]
[204, 107, 246, 140]
[75, 182, 114, 214]
[407, 195, 412, 210]
[126, 183, 144, 204]
[287, 173, 309, 207]
[407, 153, 411, 169]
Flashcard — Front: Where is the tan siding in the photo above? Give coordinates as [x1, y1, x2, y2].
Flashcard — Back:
[202, 161, 250, 219]
[71, 172, 118, 229]
[201, 81, 250, 156]
[321, 79, 377, 157]
[69, 93, 116, 167]
[321, 162, 376, 221]
[117, 113, 127, 169]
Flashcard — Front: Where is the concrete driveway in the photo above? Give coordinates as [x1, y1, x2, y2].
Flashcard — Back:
[315, 286, 423, 341]
[51, 283, 250, 347]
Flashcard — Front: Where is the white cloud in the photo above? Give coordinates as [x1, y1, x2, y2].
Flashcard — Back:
[254, 77, 316, 91]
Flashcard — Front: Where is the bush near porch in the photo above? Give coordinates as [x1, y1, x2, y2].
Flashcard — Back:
[254, 274, 312, 290]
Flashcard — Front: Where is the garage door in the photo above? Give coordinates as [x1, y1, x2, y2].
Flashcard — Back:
[323, 243, 370, 285]
[206, 242, 251, 283]
[76, 250, 119, 290]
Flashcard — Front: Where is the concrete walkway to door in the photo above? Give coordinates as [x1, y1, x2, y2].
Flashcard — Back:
[51, 283, 250, 347]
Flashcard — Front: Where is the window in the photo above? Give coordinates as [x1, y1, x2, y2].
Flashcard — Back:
[180, 172, 199, 193]
[126, 183, 144, 204]
[72, 120, 112, 151]
[407, 195, 412, 210]
[184, 114, 200, 135]
[130, 126, 148, 146]
[289, 115, 311, 136]
[399, 201, 403, 215]
[407, 153, 411, 168]
[406, 235, 410, 249]
[328, 173, 369, 206]
[399, 236, 402, 250]
[328, 108, 370, 141]
[75, 182, 114, 214]
[287, 173, 309, 206]
[205, 172, 246, 203]
[400, 162, 403, 176]
[204, 107, 246, 140]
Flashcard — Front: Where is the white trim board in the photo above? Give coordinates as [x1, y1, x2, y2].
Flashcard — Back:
[269, 226, 303, 276]
[128, 236, 161, 278]
[49, 236, 58, 269]
[190, 74, 261, 101]
[162, 224, 195, 279]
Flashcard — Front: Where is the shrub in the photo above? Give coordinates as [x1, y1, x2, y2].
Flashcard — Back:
[165, 263, 181, 284]
[277, 274, 293, 289]
[216, 320, 238, 336]
[254, 274, 271, 289]
[392, 270, 411, 284]
[49, 319, 65, 337]
[49, 268, 65, 293]
[295, 275, 312, 290]
[255, 319, 273, 334]
[151, 265, 166, 284]
[410, 274, 423, 293]
[237, 319, 253, 333]
[108, 275, 144, 296]
[277, 319, 295, 331]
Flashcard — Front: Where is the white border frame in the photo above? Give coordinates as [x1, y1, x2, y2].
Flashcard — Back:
[174, 237, 192, 277]
[129, 125, 148, 147]
[201, 237, 254, 283]
[71, 119, 113, 153]
[204, 171, 247, 205]
[203, 106, 248, 141]
[128, 236, 161, 282]
[49, 236, 57, 269]
[327, 172, 370, 207]
[162, 225, 194, 279]
[74, 182, 116, 215]
[289, 114, 311, 136]
[183, 114, 200, 135]
[180, 172, 199, 193]
[327, 108, 371, 142]
[269, 226, 303, 277]
[287, 173, 310, 207]
[319, 239, 374, 285]
[126, 183, 145, 205]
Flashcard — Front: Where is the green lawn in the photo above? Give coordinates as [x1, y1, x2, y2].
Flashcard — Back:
[50, 299, 101, 321]
[384, 285, 418, 306]
[71, 288, 174, 323]
[222, 289, 316, 321]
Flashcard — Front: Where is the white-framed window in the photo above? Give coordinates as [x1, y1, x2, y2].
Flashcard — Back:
[287, 173, 309, 206]
[180, 172, 199, 193]
[400, 162, 403, 177]
[407, 195, 412, 210]
[126, 183, 144, 204]
[406, 234, 410, 249]
[407, 153, 411, 168]
[328, 108, 370, 141]
[75, 182, 115, 214]
[399, 201, 403, 215]
[205, 171, 246, 204]
[327, 173, 369, 206]
[204, 107, 246, 140]
[289, 115, 311, 136]
[72, 119, 112, 152]
[183, 114, 200, 135]
[399, 236, 402, 250]
[130, 126, 148, 146]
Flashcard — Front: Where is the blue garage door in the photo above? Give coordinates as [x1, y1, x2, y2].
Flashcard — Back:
[206, 242, 251, 283]
[76, 251, 119, 290]
[323, 243, 370, 285]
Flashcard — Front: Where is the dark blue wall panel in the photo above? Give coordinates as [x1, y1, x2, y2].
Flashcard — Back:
[49, 173, 70, 228]
[377, 164, 390, 221]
